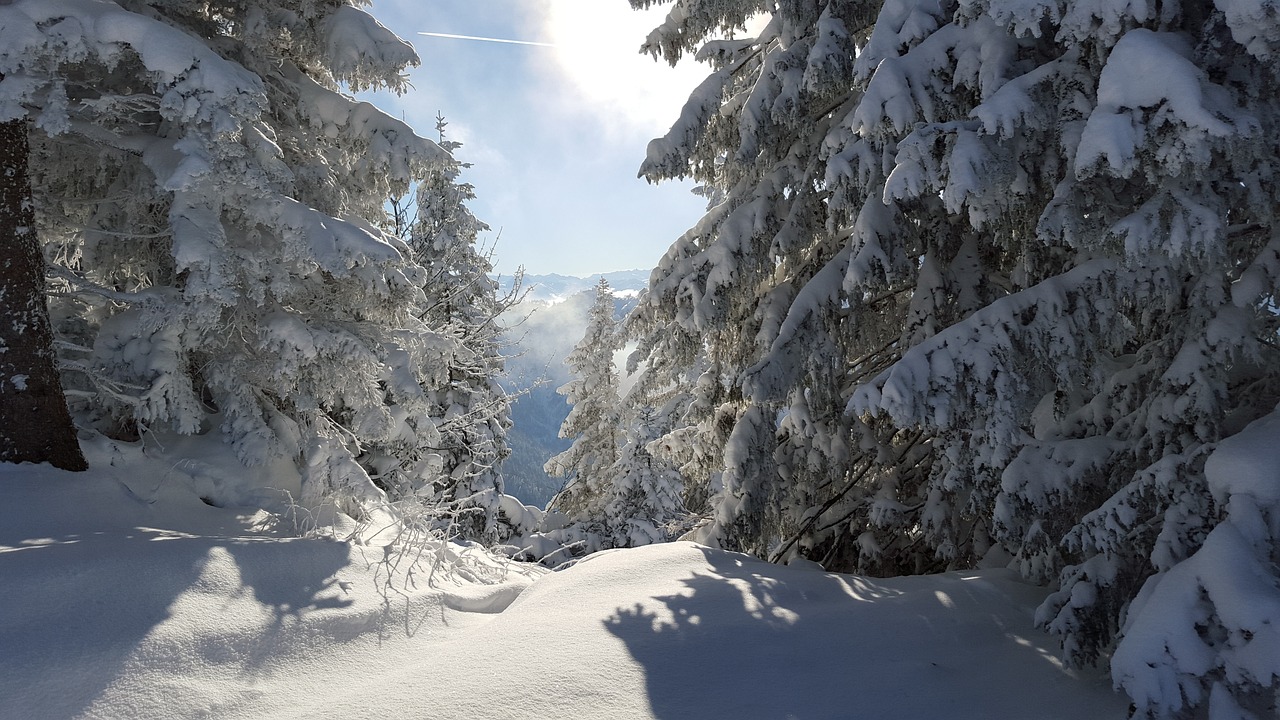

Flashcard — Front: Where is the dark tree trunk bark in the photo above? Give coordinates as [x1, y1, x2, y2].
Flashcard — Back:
[0, 112, 87, 471]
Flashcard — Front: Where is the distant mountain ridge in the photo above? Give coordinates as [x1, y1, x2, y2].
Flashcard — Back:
[495, 269, 650, 304]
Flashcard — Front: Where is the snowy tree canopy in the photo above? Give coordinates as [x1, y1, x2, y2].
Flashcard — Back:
[0, 0, 515, 522]
[626, 0, 1280, 715]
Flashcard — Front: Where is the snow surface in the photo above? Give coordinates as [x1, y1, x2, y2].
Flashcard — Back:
[1, 435, 1126, 719]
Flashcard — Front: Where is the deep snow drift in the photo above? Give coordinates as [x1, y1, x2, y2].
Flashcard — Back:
[1, 435, 1126, 719]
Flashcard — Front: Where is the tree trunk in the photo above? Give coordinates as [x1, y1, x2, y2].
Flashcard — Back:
[0, 113, 87, 471]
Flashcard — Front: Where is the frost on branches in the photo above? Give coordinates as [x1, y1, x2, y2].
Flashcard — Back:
[0, 1, 514, 533]
[628, 0, 1280, 714]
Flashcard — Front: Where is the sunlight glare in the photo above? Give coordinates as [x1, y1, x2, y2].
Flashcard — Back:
[539, 1, 708, 139]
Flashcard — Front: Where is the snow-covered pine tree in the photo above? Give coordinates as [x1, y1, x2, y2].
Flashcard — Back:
[0, 0, 477, 517]
[531, 278, 688, 557]
[545, 278, 624, 534]
[395, 115, 523, 544]
[631, 0, 903, 570]
[513, 281, 692, 556]
[631, 0, 1280, 714]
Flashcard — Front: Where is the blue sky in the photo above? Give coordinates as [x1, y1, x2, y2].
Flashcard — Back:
[362, 0, 710, 277]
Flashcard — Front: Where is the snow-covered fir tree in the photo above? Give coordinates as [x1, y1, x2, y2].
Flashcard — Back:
[545, 277, 625, 526]
[394, 115, 523, 544]
[626, 285, 725, 523]
[0, 1, 508, 525]
[628, 0, 1280, 715]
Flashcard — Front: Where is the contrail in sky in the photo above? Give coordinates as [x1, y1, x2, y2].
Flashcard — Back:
[418, 31, 558, 48]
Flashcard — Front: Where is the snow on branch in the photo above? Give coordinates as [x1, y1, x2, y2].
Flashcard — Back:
[287, 64, 449, 190]
[0, 0, 265, 126]
[849, 260, 1119, 443]
[249, 194, 405, 277]
[322, 5, 419, 93]
[1075, 30, 1256, 180]
[640, 68, 733, 180]
[1113, 408, 1280, 719]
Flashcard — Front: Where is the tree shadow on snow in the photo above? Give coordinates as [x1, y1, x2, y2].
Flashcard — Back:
[602, 546, 1123, 720]
[0, 475, 353, 720]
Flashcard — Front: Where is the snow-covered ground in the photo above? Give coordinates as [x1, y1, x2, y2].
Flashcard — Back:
[1, 435, 1126, 719]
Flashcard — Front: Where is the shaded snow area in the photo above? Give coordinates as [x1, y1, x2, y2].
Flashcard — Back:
[1, 438, 1125, 719]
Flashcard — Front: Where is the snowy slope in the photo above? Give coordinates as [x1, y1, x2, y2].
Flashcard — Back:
[1, 437, 1126, 720]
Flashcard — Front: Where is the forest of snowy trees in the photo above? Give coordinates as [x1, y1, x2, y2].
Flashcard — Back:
[0, 0, 524, 540]
[2, 0, 1279, 717]
[553, 0, 1280, 716]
